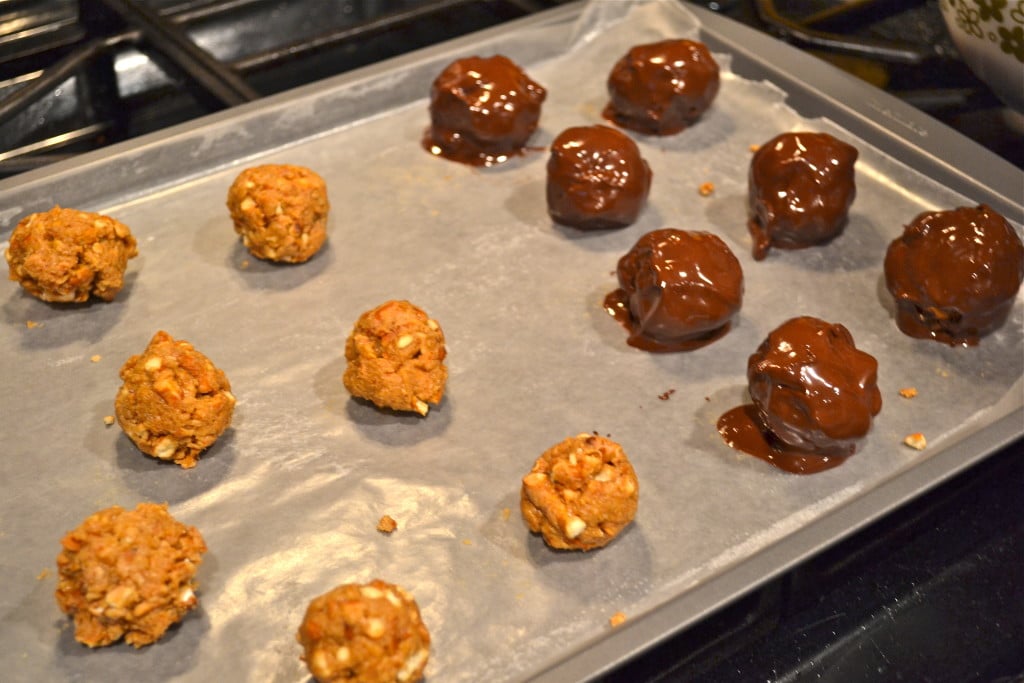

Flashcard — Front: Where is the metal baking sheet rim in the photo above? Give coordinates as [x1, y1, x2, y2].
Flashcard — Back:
[1, 2, 1022, 682]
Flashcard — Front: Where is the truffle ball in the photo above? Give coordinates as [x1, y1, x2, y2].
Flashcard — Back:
[5, 206, 138, 302]
[604, 228, 744, 351]
[747, 131, 858, 260]
[423, 54, 546, 166]
[226, 164, 329, 263]
[296, 580, 430, 683]
[115, 331, 235, 469]
[546, 124, 653, 230]
[343, 300, 447, 415]
[603, 39, 720, 136]
[520, 433, 639, 551]
[884, 204, 1024, 346]
[748, 316, 881, 458]
[55, 502, 206, 648]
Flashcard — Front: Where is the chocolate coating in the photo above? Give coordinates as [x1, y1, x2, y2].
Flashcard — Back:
[884, 204, 1024, 346]
[747, 132, 858, 260]
[423, 55, 546, 166]
[718, 316, 881, 474]
[604, 228, 743, 351]
[546, 125, 653, 230]
[602, 39, 720, 136]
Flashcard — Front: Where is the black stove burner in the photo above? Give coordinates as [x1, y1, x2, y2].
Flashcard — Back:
[0, 0, 571, 176]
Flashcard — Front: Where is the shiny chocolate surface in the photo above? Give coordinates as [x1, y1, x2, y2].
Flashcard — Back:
[423, 54, 546, 166]
[546, 124, 652, 230]
[747, 131, 858, 260]
[884, 204, 1024, 346]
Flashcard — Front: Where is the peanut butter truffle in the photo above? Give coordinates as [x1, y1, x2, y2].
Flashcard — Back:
[747, 131, 858, 260]
[604, 228, 744, 352]
[546, 124, 653, 230]
[297, 580, 430, 683]
[423, 54, 546, 166]
[520, 434, 639, 551]
[5, 205, 137, 302]
[343, 300, 447, 415]
[226, 164, 329, 263]
[718, 316, 882, 474]
[55, 502, 206, 648]
[603, 39, 720, 136]
[884, 204, 1024, 346]
[115, 331, 235, 469]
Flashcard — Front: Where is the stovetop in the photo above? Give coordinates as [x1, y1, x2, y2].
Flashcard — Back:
[1, 2, 1021, 681]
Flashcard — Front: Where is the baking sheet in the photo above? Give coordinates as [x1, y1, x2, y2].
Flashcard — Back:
[1, 1, 1022, 681]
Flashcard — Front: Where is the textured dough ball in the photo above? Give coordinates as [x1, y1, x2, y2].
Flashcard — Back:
[55, 502, 206, 648]
[5, 205, 138, 302]
[297, 580, 430, 683]
[226, 164, 329, 263]
[520, 434, 639, 551]
[115, 331, 235, 468]
[343, 300, 447, 416]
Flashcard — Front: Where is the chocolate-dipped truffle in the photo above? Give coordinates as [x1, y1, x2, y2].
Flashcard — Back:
[603, 39, 720, 136]
[884, 204, 1024, 346]
[423, 54, 546, 166]
[747, 131, 858, 260]
[604, 228, 743, 352]
[546, 124, 652, 230]
[717, 316, 882, 474]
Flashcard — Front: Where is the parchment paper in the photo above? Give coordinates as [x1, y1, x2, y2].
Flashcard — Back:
[1, 1, 1021, 681]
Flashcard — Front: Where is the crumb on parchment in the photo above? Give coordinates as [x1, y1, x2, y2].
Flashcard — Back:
[103, 415, 115, 426]
[903, 433, 927, 450]
[898, 387, 917, 398]
[609, 611, 627, 628]
[377, 515, 397, 534]
[698, 182, 715, 197]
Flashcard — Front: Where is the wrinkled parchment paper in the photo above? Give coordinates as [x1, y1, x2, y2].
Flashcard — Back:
[1, 1, 1021, 681]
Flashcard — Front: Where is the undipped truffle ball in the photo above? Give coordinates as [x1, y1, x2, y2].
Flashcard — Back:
[423, 54, 546, 166]
[5, 206, 138, 302]
[747, 131, 858, 260]
[115, 331, 235, 468]
[604, 228, 744, 351]
[520, 434, 639, 551]
[546, 124, 653, 230]
[55, 502, 206, 648]
[296, 580, 430, 683]
[343, 300, 447, 415]
[226, 164, 329, 263]
[884, 204, 1024, 346]
[603, 39, 720, 136]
